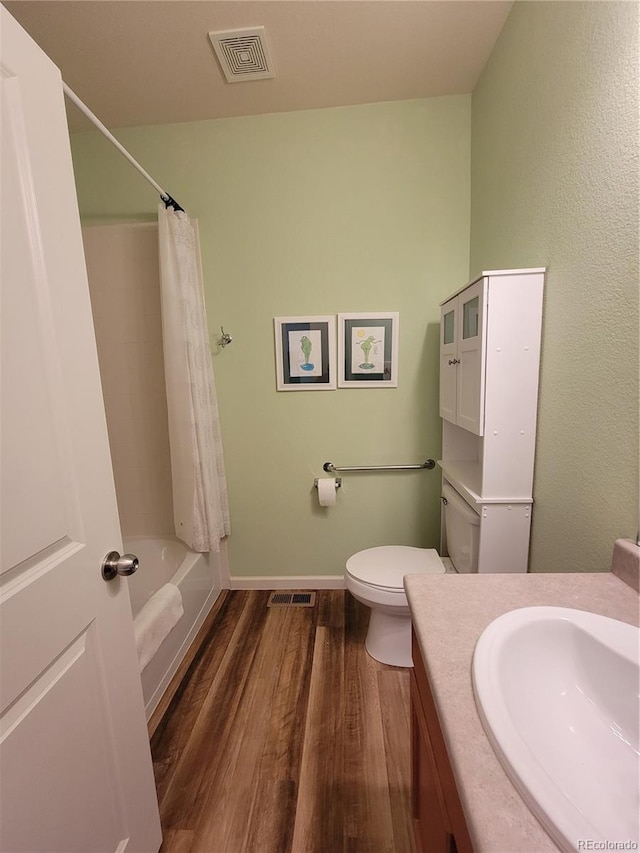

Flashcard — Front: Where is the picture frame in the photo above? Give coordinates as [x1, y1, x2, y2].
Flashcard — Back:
[274, 316, 336, 390]
[338, 312, 399, 388]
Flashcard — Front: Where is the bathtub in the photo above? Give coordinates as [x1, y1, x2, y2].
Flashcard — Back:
[125, 536, 222, 721]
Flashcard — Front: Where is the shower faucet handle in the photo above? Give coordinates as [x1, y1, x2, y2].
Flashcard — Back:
[101, 551, 139, 581]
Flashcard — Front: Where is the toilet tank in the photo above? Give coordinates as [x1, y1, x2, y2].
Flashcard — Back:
[442, 482, 480, 573]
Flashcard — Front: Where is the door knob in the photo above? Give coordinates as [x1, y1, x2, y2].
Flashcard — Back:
[101, 551, 139, 581]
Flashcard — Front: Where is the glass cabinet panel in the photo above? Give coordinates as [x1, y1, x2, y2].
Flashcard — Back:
[443, 309, 455, 345]
[462, 296, 479, 339]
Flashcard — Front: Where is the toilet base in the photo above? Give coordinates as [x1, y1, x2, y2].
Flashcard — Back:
[364, 609, 413, 668]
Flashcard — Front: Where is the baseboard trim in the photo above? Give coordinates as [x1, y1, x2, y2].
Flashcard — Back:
[229, 575, 346, 590]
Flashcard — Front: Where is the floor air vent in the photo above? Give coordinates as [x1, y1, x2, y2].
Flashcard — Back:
[267, 592, 316, 608]
[209, 27, 275, 83]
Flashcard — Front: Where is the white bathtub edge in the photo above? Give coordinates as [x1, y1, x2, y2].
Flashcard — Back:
[218, 537, 231, 589]
[143, 584, 222, 721]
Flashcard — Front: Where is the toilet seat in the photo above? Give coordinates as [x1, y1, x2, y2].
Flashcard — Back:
[346, 545, 445, 591]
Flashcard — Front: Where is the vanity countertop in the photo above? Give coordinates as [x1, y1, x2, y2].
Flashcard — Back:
[404, 569, 639, 853]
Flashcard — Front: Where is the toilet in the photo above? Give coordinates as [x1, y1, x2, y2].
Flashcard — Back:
[344, 481, 480, 667]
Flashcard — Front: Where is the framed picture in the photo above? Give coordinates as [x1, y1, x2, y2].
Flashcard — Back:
[274, 316, 336, 390]
[338, 312, 399, 388]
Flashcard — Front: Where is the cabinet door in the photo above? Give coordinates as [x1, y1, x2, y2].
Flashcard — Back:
[439, 299, 458, 424]
[411, 673, 452, 853]
[456, 278, 487, 436]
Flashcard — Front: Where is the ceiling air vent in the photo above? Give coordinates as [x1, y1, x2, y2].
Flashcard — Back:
[208, 26, 275, 83]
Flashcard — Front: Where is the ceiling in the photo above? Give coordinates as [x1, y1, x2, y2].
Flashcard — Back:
[4, 1, 513, 132]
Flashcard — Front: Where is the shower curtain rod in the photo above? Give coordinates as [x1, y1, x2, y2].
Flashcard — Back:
[63, 83, 184, 212]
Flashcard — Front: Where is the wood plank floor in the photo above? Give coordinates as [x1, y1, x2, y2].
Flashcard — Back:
[151, 590, 416, 853]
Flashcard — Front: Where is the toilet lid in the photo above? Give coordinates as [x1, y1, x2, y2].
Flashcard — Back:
[346, 545, 445, 590]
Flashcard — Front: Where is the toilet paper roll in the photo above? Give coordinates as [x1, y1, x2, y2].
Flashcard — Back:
[317, 477, 337, 507]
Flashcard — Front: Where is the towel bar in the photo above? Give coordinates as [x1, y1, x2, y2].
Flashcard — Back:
[322, 460, 435, 473]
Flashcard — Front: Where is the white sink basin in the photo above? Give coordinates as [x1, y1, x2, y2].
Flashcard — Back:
[472, 606, 639, 852]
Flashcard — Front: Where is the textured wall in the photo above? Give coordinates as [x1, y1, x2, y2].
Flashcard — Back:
[72, 97, 471, 578]
[470, 1, 639, 571]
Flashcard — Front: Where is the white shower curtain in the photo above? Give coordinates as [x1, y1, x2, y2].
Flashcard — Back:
[158, 205, 230, 552]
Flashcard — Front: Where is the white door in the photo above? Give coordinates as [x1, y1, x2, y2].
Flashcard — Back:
[456, 278, 487, 436]
[0, 9, 162, 853]
[439, 298, 458, 424]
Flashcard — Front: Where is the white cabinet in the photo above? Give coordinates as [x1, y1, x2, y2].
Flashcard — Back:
[439, 277, 487, 435]
[438, 268, 545, 573]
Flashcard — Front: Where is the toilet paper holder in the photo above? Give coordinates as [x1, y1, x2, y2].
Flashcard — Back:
[313, 477, 342, 489]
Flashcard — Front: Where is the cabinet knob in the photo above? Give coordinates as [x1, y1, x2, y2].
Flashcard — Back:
[448, 358, 460, 365]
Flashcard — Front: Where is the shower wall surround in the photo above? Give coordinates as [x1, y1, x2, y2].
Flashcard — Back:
[83, 223, 174, 537]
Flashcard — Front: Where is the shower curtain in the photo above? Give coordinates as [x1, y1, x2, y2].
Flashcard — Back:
[158, 205, 230, 552]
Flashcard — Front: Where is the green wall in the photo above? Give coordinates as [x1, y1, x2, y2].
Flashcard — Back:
[72, 97, 471, 578]
[72, 0, 638, 578]
[470, 1, 639, 571]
